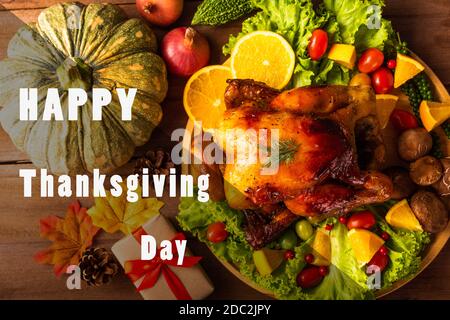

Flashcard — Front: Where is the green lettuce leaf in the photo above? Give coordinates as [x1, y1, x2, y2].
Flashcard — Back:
[306, 220, 374, 300]
[367, 205, 431, 288]
[323, 0, 394, 51]
[224, 0, 330, 87]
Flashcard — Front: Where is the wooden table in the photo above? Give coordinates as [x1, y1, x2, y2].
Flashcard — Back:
[0, 0, 449, 300]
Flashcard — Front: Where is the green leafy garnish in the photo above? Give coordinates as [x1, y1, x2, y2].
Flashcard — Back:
[263, 139, 300, 167]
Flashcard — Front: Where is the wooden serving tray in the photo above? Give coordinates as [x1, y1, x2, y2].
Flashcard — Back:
[181, 53, 450, 299]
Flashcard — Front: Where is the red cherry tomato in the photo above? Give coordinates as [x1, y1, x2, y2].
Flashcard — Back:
[371, 67, 394, 94]
[297, 266, 324, 289]
[379, 246, 389, 256]
[381, 231, 390, 241]
[284, 250, 295, 260]
[390, 109, 419, 132]
[206, 222, 228, 243]
[346, 211, 376, 230]
[304, 253, 315, 264]
[338, 216, 348, 224]
[319, 266, 329, 276]
[308, 29, 328, 61]
[358, 48, 385, 74]
[387, 59, 397, 69]
[366, 251, 389, 274]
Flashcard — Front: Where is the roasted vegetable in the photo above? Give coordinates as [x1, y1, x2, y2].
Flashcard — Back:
[410, 190, 449, 233]
[433, 158, 450, 196]
[384, 167, 417, 200]
[398, 128, 433, 161]
[0, 3, 168, 174]
[192, 0, 254, 26]
[409, 156, 443, 186]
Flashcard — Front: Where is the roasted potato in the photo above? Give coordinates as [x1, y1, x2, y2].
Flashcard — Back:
[432, 158, 450, 196]
[384, 166, 417, 200]
[410, 190, 449, 233]
[398, 128, 433, 161]
[410, 156, 443, 186]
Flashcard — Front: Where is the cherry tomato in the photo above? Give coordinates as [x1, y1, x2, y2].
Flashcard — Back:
[371, 67, 394, 94]
[308, 29, 328, 61]
[346, 211, 376, 230]
[387, 59, 397, 69]
[379, 246, 389, 256]
[319, 266, 329, 276]
[297, 266, 324, 289]
[206, 222, 228, 243]
[284, 250, 295, 260]
[338, 216, 348, 224]
[349, 73, 372, 87]
[381, 231, 390, 241]
[358, 48, 385, 74]
[304, 253, 315, 264]
[390, 109, 419, 132]
[366, 251, 389, 274]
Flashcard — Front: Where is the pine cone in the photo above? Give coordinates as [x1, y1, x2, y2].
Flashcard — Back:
[79, 248, 119, 286]
[134, 147, 175, 176]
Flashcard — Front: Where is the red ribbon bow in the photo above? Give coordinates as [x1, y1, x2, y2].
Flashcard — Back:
[124, 229, 202, 300]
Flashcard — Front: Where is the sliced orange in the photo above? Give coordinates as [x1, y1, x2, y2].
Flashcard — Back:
[376, 94, 399, 128]
[385, 199, 423, 231]
[311, 229, 331, 266]
[230, 31, 295, 89]
[348, 228, 384, 265]
[183, 65, 232, 132]
[394, 53, 425, 88]
[419, 100, 450, 132]
[328, 44, 357, 70]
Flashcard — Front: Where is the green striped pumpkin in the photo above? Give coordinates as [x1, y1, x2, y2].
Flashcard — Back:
[0, 3, 167, 175]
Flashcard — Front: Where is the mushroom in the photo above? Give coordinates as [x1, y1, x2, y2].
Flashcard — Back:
[410, 190, 449, 233]
[398, 128, 433, 161]
[409, 156, 443, 186]
[432, 157, 450, 196]
[384, 166, 417, 200]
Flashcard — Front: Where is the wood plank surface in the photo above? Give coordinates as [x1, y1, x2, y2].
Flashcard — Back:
[0, 0, 449, 300]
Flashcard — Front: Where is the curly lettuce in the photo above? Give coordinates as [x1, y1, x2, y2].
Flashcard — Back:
[224, 0, 395, 88]
[367, 205, 431, 288]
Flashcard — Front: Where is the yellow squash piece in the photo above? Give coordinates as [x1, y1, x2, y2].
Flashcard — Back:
[311, 229, 331, 266]
[376, 94, 399, 128]
[419, 100, 450, 132]
[253, 248, 285, 276]
[348, 228, 384, 265]
[394, 53, 425, 88]
[183, 65, 232, 132]
[328, 44, 356, 69]
[385, 199, 423, 231]
[230, 31, 296, 89]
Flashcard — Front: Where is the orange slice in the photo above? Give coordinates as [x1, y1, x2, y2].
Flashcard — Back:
[385, 199, 423, 231]
[230, 31, 295, 89]
[394, 53, 425, 88]
[419, 100, 450, 132]
[311, 229, 331, 266]
[376, 94, 399, 128]
[348, 228, 385, 265]
[183, 65, 232, 132]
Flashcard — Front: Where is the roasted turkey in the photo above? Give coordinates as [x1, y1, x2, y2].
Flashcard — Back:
[212, 79, 393, 249]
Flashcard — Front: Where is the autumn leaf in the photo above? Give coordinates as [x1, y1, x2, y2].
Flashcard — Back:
[87, 182, 164, 235]
[34, 201, 100, 277]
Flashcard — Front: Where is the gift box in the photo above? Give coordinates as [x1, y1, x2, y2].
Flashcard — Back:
[111, 215, 214, 300]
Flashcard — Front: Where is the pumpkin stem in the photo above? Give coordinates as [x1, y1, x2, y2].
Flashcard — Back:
[57, 57, 92, 91]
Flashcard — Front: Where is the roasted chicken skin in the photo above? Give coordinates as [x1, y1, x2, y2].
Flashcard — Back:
[214, 80, 392, 249]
